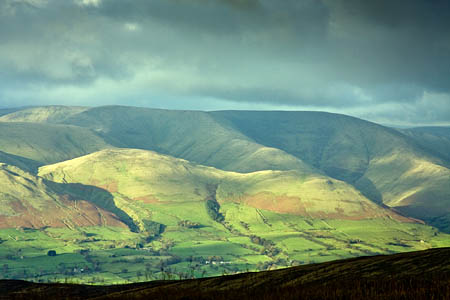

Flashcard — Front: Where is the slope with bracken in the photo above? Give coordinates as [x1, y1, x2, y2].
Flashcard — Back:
[211, 111, 450, 229]
[0, 163, 127, 229]
[1, 106, 450, 231]
[38, 148, 412, 227]
[0, 148, 448, 284]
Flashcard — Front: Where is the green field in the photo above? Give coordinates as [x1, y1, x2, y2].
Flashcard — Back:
[0, 106, 449, 284]
[1, 205, 449, 284]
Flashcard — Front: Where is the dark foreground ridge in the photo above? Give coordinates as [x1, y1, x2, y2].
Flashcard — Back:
[1, 247, 450, 300]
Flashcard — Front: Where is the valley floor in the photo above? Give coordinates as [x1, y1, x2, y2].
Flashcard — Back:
[1, 211, 449, 285]
[1, 247, 450, 300]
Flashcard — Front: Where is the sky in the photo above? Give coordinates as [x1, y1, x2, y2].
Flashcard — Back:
[0, 0, 449, 126]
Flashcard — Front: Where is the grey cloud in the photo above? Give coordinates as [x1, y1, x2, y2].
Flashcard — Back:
[325, 0, 450, 93]
[0, 0, 449, 125]
[95, 0, 329, 42]
[356, 93, 450, 126]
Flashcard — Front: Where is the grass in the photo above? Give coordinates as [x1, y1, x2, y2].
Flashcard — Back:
[1, 202, 448, 284]
[0, 148, 447, 284]
[38, 148, 405, 224]
[2, 105, 450, 230]
[0, 122, 110, 166]
[211, 110, 450, 229]
[0, 106, 449, 285]
[2, 247, 450, 300]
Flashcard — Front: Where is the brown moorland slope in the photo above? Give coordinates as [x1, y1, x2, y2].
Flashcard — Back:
[0, 163, 127, 229]
[38, 148, 414, 224]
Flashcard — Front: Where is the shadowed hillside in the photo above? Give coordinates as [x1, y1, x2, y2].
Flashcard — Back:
[211, 111, 450, 228]
[0, 151, 41, 173]
[1, 247, 449, 300]
[401, 126, 450, 164]
[1, 106, 449, 230]
[0, 108, 26, 117]
[0, 122, 111, 166]
[0, 163, 127, 229]
[0, 106, 449, 284]
[5, 106, 314, 174]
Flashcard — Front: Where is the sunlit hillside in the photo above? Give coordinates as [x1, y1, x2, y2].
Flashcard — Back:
[0, 106, 448, 284]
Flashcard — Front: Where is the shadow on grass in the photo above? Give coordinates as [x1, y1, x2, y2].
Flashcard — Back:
[44, 180, 139, 232]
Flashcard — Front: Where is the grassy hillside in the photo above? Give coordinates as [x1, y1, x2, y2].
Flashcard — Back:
[211, 111, 450, 228]
[0, 106, 88, 123]
[0, 107, 27, 117]
[1, 105, 449, 229]
[1, 106, 314, 174]
[0, 151, 41, 173]
[0, 148, 434, 284]
[0, 106, 448, 286]
[1, 105, 449, 230]
[401, 126, 450, 164]
[38, 148, 410, 225]
[396, 126, 450, 233]
[2, 247, 450, 300]
[0, 163, 126, 229]
[0, 122, 111, 166]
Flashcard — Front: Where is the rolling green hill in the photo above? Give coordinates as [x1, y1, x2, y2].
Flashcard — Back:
[401, 126, 450, 164]
[1, 106, 449, 230]
[211, 111, 450, 229]
[8, 147, 440, 284]
[0, 107, 27, 117]
[0, 106, 88, 124]
[0, 151, 41, 173]
[38, 148, 410, 226]
[0, 163, 126, 229]
[0, 106, 314, 174]
[0, 122, 111, 166]
[0, 105, 449, 284]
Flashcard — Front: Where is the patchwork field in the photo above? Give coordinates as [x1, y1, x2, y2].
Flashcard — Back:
[0, 106, 449, 284]
[1, 207, 448, 284]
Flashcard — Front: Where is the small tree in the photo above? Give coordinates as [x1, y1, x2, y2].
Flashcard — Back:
[47, 250, 57, 257]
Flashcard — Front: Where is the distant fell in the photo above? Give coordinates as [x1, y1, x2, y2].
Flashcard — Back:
[0, 106, 88, 124]
[1, 105, 449, 230]
[401, 126, 450, 164]
[0, 122, 111, 166]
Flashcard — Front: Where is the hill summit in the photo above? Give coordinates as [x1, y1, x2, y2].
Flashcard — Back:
[0, 105, 448, 284]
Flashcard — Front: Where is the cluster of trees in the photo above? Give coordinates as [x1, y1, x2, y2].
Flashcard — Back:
[206, 255, 224, 262]
[250, 235, 274, 247]
[143, 220, 166, 242]
[256, 258, 296, 271]
[178, 220, 202, 228]
[205, 199, 224, 222]
[240, 221, 250, 230]
[249, 235, 281, 257]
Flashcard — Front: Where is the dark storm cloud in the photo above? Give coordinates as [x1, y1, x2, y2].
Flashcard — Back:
[0, 0, 449, 125]
[96, 0, 328, 41]
[326, 0, 450, 94]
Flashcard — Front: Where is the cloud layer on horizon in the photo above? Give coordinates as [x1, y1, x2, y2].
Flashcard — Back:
[0, 0, 449, 125]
